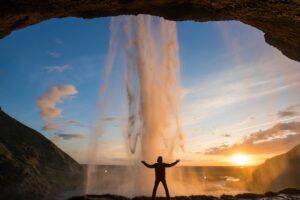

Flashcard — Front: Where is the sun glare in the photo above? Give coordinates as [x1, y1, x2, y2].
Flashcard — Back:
[230, 154, 251, 166]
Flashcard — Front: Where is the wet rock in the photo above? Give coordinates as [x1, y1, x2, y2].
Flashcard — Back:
[67, 191, 300, 200]
[220, 194, 235, 199]
[69, 194, 130, 200]
[190, 195, 218, 200]
[264, 192, 277, 197]
[234, 193, 264, 199]
[279, 188, 300, 195]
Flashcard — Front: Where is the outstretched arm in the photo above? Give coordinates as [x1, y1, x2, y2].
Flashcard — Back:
[165, 159, 180, 167]
[141, 161, 155, 168]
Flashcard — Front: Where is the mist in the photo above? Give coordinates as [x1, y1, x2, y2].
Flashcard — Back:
[84, 15, 300, 197]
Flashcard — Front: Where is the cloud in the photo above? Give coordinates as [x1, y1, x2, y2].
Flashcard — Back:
[278, 110, 298, 118]
[42, 119, 91, 132]
[42, 122, 62, 131]
[221, 134, 231, 137]
[182, 62, 300, 127]
[204, 121, 300, 155]
[278, 103, 300, 118]
[66, 120, 93, 128]
[67, 120, 79, 124]
[181, 21, 300, 129]
[55, 133, 85, 140]
[37, 85, 77, 119]
[103, 116, 123, 121]
[54, 38, 64, 45]
[44, 64, 72, 73]
[46, 51, 61, 58]
[50, 132, 85, 143]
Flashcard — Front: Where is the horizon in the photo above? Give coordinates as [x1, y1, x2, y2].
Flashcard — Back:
[1, 90, 298, 167]
[1, 15, 300, 167]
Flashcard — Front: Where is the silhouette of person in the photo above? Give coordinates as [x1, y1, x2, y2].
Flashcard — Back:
[141, 156, 180, 200]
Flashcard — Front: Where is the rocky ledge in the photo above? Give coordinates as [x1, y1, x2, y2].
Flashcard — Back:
[68, 188, 300, 200]
[0, 1, 300, 62]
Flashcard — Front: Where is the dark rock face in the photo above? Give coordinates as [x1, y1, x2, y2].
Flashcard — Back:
[68, 190, 300, 200]
[0, 110, 84, 200]
[0, 1, 299, 62]
[234, 193, 264, 199]
[250, 144, 300, 193]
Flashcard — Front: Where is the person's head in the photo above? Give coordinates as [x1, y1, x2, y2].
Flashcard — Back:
[157, 156, 163, 163]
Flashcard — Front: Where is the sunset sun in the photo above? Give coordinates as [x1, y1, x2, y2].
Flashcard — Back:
[230, 154, 251, 166]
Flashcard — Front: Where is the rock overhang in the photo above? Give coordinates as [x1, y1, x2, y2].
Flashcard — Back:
[0, 0, 299, 62]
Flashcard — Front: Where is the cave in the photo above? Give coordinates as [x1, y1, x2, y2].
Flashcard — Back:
[1, 1, 300, 200]
[0, 1, 299, 62]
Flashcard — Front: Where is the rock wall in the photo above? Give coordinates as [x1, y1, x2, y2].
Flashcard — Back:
[250, 144, 300, 193]
[0, 1, 299, 62]
[0, 110, 84, 200]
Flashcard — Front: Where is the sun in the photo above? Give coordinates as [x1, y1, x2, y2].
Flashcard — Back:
[230, 154, 251, 166]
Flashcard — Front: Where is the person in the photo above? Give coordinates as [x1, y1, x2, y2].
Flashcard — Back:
[141, 156, 180, 200]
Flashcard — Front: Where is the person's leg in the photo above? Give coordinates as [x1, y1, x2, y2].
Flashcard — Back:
[152, 180, 159, 200]
[161, 179, 170, 200]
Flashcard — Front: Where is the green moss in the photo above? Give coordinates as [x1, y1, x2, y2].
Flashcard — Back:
[25, 157, 40, 174]
[0, 143, 12, 160]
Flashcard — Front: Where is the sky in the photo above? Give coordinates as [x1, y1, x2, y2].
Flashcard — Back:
[1, 16, 300, 166]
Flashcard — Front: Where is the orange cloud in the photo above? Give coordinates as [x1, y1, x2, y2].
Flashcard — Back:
[37, 85, 77, 131]
[205, 122, 300, 155]
[37, 85, 77, 119]
[277, 103, 300, 118]
[42, 122, 62, 131]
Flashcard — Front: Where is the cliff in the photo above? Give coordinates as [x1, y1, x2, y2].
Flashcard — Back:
[251, 144, 300, 193]
[0, 110, 84, 200]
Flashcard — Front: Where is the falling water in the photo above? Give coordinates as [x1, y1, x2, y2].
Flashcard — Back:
[86, 15, 185, 196]
[124, 15, 185, 196]
[85, 17, 122, 194]
[124, 15, 184, 163]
